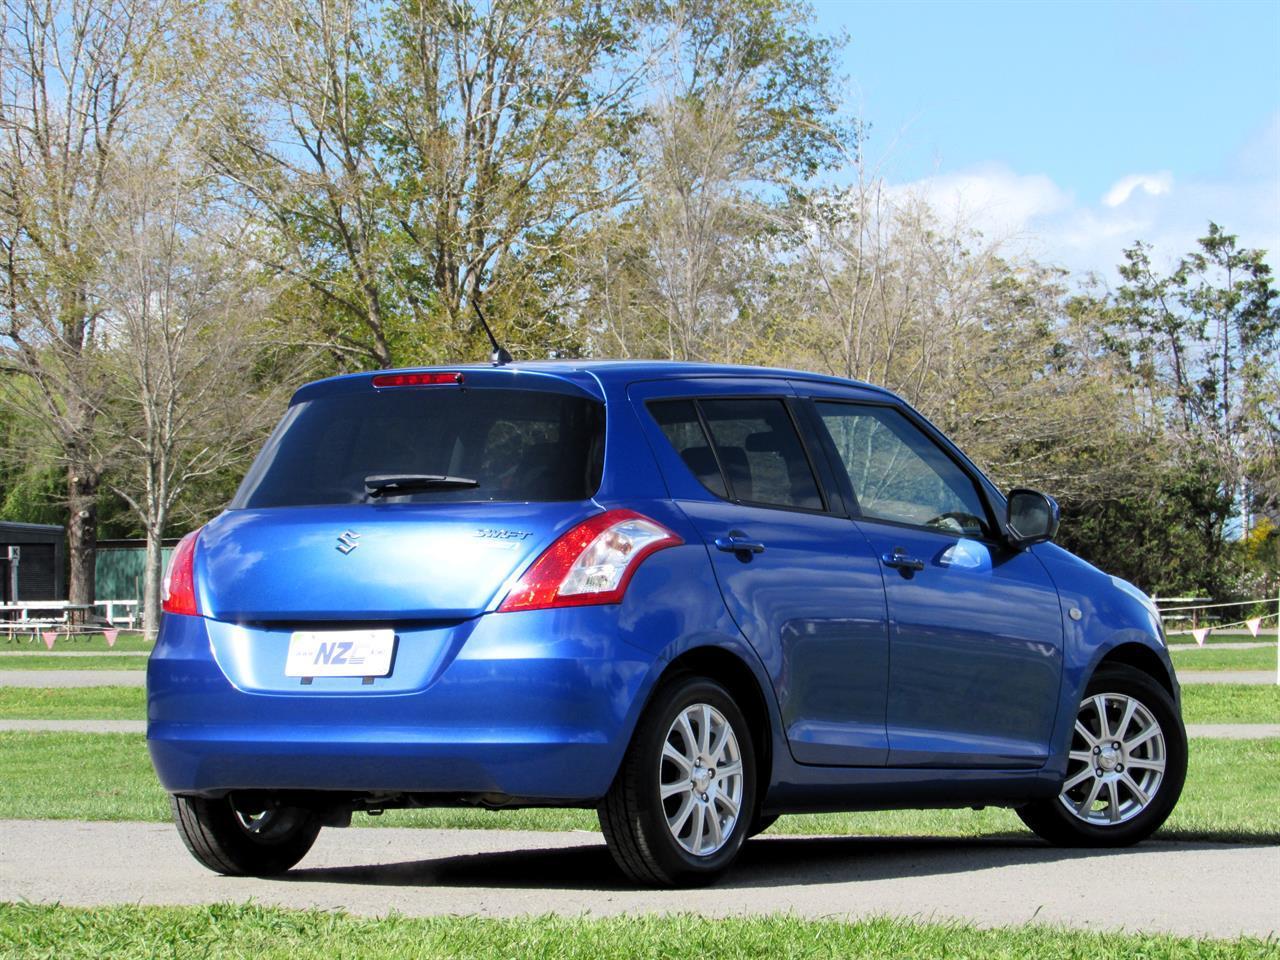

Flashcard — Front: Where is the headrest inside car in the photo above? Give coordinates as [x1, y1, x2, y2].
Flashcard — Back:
[744, 431, 780, 453]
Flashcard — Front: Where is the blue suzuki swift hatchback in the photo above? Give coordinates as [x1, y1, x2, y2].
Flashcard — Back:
[148, 361, 1186, 886]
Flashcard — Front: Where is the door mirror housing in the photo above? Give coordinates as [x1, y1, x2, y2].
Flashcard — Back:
[1005, 488, 1060, 547]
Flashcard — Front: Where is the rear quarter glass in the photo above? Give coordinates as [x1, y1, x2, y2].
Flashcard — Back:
[233, 386, 605, 508]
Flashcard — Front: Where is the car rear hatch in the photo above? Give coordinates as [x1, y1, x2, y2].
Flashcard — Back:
[198, 502, 589, 621]
[197, 372, 606, 623]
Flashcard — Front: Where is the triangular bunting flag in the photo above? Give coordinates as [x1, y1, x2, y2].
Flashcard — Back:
[41, 630, 56, 650]
[104, 629, 119, 647]
[1245, 617, 1262, 638]
[1191, 627, 1210, 647]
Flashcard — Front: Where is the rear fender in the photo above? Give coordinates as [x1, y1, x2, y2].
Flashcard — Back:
[598, 529, 787, 801]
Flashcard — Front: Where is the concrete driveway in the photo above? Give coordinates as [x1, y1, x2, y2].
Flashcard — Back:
[0, 820, 1275, 939]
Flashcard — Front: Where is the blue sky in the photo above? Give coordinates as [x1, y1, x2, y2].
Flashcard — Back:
[811, 0, 1280, 277]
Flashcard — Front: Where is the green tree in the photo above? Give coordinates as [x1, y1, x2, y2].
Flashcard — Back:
[199, 0, 642, 369]
[196, 0, 409, 369]
[380, 0, 640, 360]
[1115, 224, 1280, 538]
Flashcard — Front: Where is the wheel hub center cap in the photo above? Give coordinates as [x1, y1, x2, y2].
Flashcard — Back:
[692, 765, 712, 791]
[1098, 746, 1120, 771]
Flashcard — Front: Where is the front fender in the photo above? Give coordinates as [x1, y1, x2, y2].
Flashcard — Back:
[1034, 544, 1177, 780]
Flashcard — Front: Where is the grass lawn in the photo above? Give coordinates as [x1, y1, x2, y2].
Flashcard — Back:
[3, 904, 1273, 960]
[1180, 685, 1280, 724]
[0, 687, 144, 719]
[0, 632, 151, 653]
[1170, 646, 1278, 672]
[0, 731, 1275, 843]
[6, 684, 1271, 726]
[0, 654, 148, 670]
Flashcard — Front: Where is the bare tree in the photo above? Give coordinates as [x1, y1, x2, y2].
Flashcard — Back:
[97, 150, 294, 633]
[635, 74, 769, 360]
[580, 0, 844, 362]
[785, 181, 1149, 503]
[0, 0, 178, 604]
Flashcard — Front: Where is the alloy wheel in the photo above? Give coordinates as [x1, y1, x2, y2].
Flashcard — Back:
[659, 703, 745, 856]
[1059, 692, 1166, 826]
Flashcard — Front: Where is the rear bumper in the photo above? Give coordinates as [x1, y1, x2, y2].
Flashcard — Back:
[146, 608, 655, 801]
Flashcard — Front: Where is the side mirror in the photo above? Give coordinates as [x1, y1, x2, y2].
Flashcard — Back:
[1005, 488, 1060, 547]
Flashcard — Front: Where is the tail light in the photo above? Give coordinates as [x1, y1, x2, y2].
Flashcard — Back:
[498, 510, 682, 612]
[162, 528, 202, 616]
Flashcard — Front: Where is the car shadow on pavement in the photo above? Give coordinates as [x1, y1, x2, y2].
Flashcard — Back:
[284, 834, 1260, 892]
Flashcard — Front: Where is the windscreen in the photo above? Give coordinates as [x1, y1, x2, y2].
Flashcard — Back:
[233, 387, 605, 508]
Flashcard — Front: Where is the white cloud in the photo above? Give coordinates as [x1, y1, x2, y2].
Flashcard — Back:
[1102, 171, 1174, 208]
[882, 117, 1279, 281]
[885, 165, 1072, 242]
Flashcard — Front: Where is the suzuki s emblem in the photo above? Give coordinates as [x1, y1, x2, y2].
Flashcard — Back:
[336, 530, 361, 554]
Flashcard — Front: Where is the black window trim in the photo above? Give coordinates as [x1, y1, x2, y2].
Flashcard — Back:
[802, 396, 1005, 544]
[645, 394, 835, 517]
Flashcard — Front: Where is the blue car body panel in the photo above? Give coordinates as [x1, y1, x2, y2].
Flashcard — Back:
[197, 502, 591, 621]
[147, 360, 1176, 815]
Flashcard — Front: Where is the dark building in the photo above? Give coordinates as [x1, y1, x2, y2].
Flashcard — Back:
[0, 522, 66, 602]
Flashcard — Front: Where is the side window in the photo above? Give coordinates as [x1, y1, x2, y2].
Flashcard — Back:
[649, 400, 727, 498]
[816, 402, 992, 538]
[699, 399, 823, 510]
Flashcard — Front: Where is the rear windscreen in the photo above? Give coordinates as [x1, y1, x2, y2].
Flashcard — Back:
[233, 387, 605, 508]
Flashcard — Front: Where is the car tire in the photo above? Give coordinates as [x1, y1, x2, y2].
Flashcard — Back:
[171, 794, 322, 876]
[1018, 664, 1186, 847]
[598, 674, 757, 886]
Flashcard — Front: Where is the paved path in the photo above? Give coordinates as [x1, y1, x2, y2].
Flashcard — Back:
[0, 650, 147, 658]
[1177, 670, 1276, 685]
[0, 719, 146, 733]
[0, 670, 145, 687]
[1169, 631, 1273, 641]
[1170, 642, 1274, 651]
[1185, 723, 1280, 739]
[0, 821, 1273, 938]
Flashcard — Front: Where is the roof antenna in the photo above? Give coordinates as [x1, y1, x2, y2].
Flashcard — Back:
[470, 296, 512, 366]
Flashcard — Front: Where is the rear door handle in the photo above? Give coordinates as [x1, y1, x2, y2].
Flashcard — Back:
[883, 548, 925, 571]
[715, 533, 766, 555]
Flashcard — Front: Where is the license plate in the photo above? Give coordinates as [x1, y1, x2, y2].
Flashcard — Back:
[285, 629, 396, 678]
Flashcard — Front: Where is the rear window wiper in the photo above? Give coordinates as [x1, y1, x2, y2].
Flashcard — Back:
[364, 474, 479, 497]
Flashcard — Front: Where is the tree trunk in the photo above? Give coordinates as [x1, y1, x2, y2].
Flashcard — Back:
[142, 526, 163, 637]
[66, 466, 98, 607]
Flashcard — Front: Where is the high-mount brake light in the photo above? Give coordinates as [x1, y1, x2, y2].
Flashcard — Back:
[162, 528, 202, 616]
[498, 509, 683, 612]
[371, 372, 464, 387]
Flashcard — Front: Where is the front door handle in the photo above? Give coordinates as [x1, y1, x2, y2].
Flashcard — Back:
[715, 533, 766, 556]
[883, 548, 925, 571]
